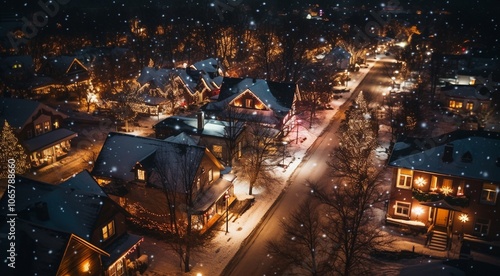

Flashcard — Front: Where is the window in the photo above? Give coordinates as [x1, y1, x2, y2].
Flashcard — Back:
[466, 102, 474, 110]
[212, 145, 223, 159]
[102, 220, 115, 241]
[473, 218, 490, 236]
[245, 98, 254, 108]
[208, 169, 213, 182]
[394, 201, 411, 217]
[441, 178, 453, 195]
[137, 169, 146, 181]
[430, 176, 438, 191]
[43, 121, 51, 132]
[449, 100, 463, 109]
[457, 181, 465, 196]
[396, 168, 413, 189]
[27, 129, 33, 139]
[35, 123, 43, 136]
[480, 183, 498, 205]
[54, 120, 59, 129]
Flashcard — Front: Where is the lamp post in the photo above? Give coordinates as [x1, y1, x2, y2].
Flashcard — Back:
[282, 141, 288, 167]
[225, 191, 230, 234]
[296, 119, 301, 144]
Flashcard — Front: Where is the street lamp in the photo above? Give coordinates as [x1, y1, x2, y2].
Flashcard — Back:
[225, 191, 230, 234]
[282, 141, 288, 167]
[296, 119, 301, 144]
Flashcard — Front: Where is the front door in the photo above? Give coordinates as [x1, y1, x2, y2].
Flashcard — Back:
[435, 209, 449, 227]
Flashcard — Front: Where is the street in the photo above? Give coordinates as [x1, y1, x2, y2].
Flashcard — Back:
[222, 57, 395, 275]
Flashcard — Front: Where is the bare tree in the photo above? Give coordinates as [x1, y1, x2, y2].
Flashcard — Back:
[241, 121, 280, 195]
[267, 197, 333, 276]
[310, 92, 392, 276]
[153, 143, 205, 272]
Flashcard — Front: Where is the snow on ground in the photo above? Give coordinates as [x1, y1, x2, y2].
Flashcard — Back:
[139, 67, 371, 276]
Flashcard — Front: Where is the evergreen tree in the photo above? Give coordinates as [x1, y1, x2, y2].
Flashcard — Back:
[1, 120, 31, 178]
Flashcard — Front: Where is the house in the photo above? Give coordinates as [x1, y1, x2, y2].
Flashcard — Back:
[91, 132, 236, 233]
[439, 85, 490, 114]
[323, 46, 352, 70]
[136, 58, 223, 107]
[386, 130, 500, 250]
[201, 77, 299, 133]
[33, 56, 90, 95]
[0, 55, 34, 93]
[0, 97, 77, 168]
[0, 170, 144, 275]
[153, 111, 245, 165]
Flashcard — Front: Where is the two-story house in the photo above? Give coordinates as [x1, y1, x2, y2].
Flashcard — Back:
[201, 77, 300, 134]
[153, 111, 245, 166]
[386, 130, 500, 251]
[91, 132, 236, 233]
[0, 97, 77, 168]
[0, 170, 144, 276]
[439, 85, 490, 115]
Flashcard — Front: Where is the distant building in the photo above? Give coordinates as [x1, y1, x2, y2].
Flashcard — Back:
[386, 130, 500, 250]
[0, 170, 144, 275]
[439, 85, 491, 114]
[0, 97, 77, 168]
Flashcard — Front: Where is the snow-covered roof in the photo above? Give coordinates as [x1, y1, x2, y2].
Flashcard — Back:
[388, 130, 500, 183]
[154, 116, 244, 139]
[136, 67, 172, 88]
[442, 85, 490, 100]
[325, 46, 351, 60]
[92, 132, 207, 184]
[191, 58, 220, 74]
[23, 128, 77, 152]
[0, 171, 110, 239]
[204, 77, 296, 120]
[164, 132, 199, 145]
[0, 97, 69, 130]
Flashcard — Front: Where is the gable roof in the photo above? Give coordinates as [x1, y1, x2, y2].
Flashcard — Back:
[0, 97, 68, 129]
[191, 58, 221, 74]
[92, 132, 210, 184]
[0, 171, 111, 239]
[205, 77, 296, 118]
[441, 85, 490, 100]
[388, 130, 500, 183]
[136, 67, 173, 88]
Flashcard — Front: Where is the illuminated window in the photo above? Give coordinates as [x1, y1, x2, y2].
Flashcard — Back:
[449, 100, 463, 109]
[394, 201, 411, 217]
[473, 218, 490, 236]
[441, 178, 453, 195]
[480, 183, 498, 205]
[457, 181, 465, 196]
[35, 123, 43, 136]
[430, 176, 438, 191]
[208, 169, 213, 182]
[137, 169, 146, 181]
[396, 168, 413, 189]
[43, 121, 51, 132]
[102, 220, 115, 241]
[245, 99, 254, 108]
[466, 102, 474, 110]
[212, 145, 223, 159]
[54, 120, 59, 129]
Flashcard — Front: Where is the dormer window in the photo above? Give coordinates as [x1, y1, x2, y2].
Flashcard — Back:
[461, 151, 472, 163]
[245, 99, 254, 108]
[102, 220, 115, 241]
[137, 169, 146, 181]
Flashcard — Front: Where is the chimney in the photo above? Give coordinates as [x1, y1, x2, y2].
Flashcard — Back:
[197, 110, 205, 130]
[252, 78, 257, 83]
[442, 143, 454, 163]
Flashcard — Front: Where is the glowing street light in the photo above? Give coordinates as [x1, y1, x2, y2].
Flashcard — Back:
[459, 213, 469, 240]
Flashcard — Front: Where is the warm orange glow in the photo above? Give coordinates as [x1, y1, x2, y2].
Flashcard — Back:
[414, 177, 426, 187]
[459, 214, 469, 223]
[82, 261, 90, 272]
[413, 207, 423, 216]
